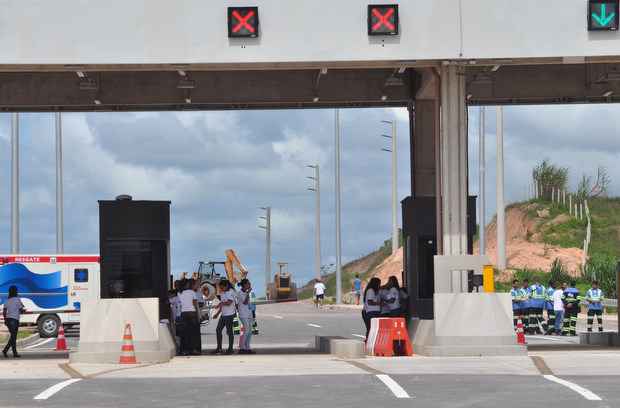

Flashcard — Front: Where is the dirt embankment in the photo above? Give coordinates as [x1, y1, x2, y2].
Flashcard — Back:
[475, 205, 583, 279]
[362, 205, 584, 286]
[371, 247, 404, 286]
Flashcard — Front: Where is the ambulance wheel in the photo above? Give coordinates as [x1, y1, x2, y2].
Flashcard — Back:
[38, 315, 60, 338]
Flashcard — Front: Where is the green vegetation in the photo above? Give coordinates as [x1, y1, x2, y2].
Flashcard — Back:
[533, 159, 568, 201]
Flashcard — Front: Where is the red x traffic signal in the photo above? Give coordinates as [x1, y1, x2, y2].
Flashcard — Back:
[368, 4, 399, 36]
[228, 6, 259, 38]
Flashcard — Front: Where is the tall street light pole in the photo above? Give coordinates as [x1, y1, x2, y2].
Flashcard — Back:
[11, 113, 20, 254]
[259, 207, 272, 297]
[56, 112, 64, 254]
[307, 164, 321, 280]
[496, 106, 506, 270]
[478, 107, 486, 255]
[334, 109, 342, 304]
[381, 120, 398, 255]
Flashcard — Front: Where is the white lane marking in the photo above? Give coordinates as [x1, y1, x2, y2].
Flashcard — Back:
[534, 336, 570, 343]
[33, 379, 82, 400]
[307, 324, 322, 328]
[351, 334, 366, 339]
[376, 374, 411, 399]
[543, 375, 602, 401]
[272, 315, 284, 319]
[23, 338, 54, 350]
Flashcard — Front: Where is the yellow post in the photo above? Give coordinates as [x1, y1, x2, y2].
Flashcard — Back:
[483, 265, 495, 293]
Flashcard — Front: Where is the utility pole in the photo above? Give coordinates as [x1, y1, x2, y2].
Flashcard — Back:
[11, 113, 20, 254]
[381, 120, 398, 255]
[56, 112, 64, 254]
[334, 109, 342, 304]
[259, 207, 272, 297]
[496, 106, 506, 270]
[307, 165, 321, 280]
[478, 107, 486, 255]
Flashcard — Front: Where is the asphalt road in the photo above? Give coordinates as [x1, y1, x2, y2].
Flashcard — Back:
[4, 302, 620, 408]
[3, 374, 620, 408]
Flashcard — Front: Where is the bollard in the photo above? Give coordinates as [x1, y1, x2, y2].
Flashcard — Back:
[483, 265, 495, 293]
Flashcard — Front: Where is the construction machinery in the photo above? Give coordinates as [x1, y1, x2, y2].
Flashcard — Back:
[267, 262, 298, 301]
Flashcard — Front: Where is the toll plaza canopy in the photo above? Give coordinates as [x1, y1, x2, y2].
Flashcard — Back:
[1, 0, 620, 110]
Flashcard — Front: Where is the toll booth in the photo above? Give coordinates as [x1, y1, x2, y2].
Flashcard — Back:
[98, 196, 171, 319]
[402, 196, 477, 320]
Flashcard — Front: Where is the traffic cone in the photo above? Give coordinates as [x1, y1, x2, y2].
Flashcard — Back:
[55, 325, 67, 351]
[516, 318, 526, 345]
[119, 323, 138, 364]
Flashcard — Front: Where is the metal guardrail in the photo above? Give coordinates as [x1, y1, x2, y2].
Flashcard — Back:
[603, 299, 618, 308]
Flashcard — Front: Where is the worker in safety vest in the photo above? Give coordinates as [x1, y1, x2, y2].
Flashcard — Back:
[529, 279, 546, 334]
[521, 279, 533, 334]
[562, 281, 580, 336]
[544, 281, 556, 335]
[510, 280, 525, 330]
[585, 281, 604, 333]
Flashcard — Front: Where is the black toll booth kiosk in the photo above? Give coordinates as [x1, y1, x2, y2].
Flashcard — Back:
[98, 195, 171, 319]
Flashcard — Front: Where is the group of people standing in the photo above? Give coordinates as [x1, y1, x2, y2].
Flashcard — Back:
[361, 276, 408, 338]
[511, 278, 605, 336]
[169, 277, 256, 356]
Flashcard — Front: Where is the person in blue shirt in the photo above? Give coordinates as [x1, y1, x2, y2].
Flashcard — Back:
[510, 280, 524, 330]
[585, 280, 604, 333]
[563, 281, 580, 336]
[544, 281, 556, 335]
[352, 274, 363, 306]
[529, 279, 546, 334]
[521, 279, 533, 334]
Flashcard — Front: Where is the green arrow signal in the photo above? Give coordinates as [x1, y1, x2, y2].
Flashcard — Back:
[592, 4, 616, 27]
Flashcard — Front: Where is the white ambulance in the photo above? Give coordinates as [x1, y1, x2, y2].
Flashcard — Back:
[0, 255, 100, 337]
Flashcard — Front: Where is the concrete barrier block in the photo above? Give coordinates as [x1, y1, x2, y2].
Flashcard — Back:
[579, 332, 620, 347]
[70, 298, 175, 364]
[315, 336, 345, 353]
[331, 339, 366, 359]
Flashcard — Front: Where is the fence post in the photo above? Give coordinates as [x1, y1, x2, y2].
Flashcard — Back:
[563, 190, 566, 206]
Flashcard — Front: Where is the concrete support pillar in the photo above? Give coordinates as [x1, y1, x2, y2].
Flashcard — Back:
[439, 64, 468, 256]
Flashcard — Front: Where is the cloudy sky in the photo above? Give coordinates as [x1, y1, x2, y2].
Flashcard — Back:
[0, 105, 618, 295]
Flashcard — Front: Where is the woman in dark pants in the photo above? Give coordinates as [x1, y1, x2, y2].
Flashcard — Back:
[211, 280, 237, 355]
[362, 278, 382, 340]
[179, 279, 201, 355]
[3, 285, 26, 358]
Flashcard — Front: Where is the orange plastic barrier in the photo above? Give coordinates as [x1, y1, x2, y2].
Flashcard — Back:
[366, 317, 413, 357]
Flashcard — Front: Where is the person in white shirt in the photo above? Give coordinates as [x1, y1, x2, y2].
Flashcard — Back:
[3, 285, 26, 358]
[179, 279, 200, 355]
[212, 280, 237, 355]
[385, 276, 402, 317]
[550, 282, 565, 335]
[314, 279, 327, 308]
[362, 278, 382, 340]
[237, 279, 255, 354]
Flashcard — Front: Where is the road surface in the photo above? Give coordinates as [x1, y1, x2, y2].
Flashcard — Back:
[4, 301, 620, 408]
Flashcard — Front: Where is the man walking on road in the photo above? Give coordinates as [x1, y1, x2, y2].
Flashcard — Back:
[314, 278, 326, 308]
[585, 281, 604, 332]
[352, 274, 362, 306]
